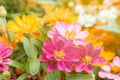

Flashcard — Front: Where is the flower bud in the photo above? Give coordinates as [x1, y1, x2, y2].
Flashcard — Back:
[3, 71, 10, 79]
[0, 5, 7, 18]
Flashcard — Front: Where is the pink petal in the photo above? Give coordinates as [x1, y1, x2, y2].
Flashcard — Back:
[55, 22, 68, 37]
[0, 42, 5, 51]
[98, 71, 108, 78]
[75, 31, 89, 39]
[72, 22, 82, 32]
[57, 61, 65, 71]
[39, 54, 49, 62]
[77, 45, 86, 57]
[47, 62, 57, 72]
[55, 40, 64, 51]
[0, 64, 9, 71]
[85, 65, 93, 73]
[113, 56, 120, 66]
[47, 27, 59, 38]
[73, 39, 88, 46]
[1, 47, 12, 58]
[64, 62, 73, 72]
[106, 73, 115, 79]
[2, 59, 12, 64]
[92, 57, 106, 64]
[91, 46, 103, 58]
[75, 63, 85, 72]
[101, 65, 111, 72]
[114, 75, 120, 80]
[86, 43, 93, 56]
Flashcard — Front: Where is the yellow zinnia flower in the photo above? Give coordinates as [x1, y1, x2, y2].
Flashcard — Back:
[43, 8, 78, 26]
[7, 15, 41, 42]
[7, 14, 41, 34]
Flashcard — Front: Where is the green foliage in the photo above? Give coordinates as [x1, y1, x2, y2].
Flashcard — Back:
[17, 73, 27, 80]
[66, 73, 93, 80]
[43, 70, 59, 80]
[97, 20, 120, 33]
[23, 37, 38, 59]
[29, 59, 40, 76]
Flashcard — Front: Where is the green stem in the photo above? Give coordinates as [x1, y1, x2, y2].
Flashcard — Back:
[3, 17, 10, 42]
[28, 38, 37, 60]
[91, 72, 95, 80]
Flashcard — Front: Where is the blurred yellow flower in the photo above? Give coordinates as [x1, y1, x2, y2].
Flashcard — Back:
[86, 33, 103, 47]
[43, 8, 78, 26]
[7, 15, 42, 43]
[7, 14, 41, 34]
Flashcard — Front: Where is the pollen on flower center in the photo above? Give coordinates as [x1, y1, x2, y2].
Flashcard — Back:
[54, 51, 65, 59]
[111, 66, 120, 74]
[82, 56, 92, 64]
[65, 30, 76, 39]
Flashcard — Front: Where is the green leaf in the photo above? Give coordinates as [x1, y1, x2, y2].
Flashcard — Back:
[23, 37, 37, 59]
[9, 60, 25, 70]
[44, 70, 59, 80]
[17, 73, 27, 80]
[97, 20, 120, 33]
[66, 74, 92, 80]
[29, 59, 40, 76]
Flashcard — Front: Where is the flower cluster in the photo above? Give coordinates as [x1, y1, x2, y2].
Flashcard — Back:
[40, 22, 106, 73]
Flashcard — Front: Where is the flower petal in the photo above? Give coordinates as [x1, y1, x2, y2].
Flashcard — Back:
[55, 22, 68, 37]
[75, 63, 85, 72]
[2, 59, 12, 64]
[85, 65, 93, 73]
[64, 62, 73, 72]
[92, 57, 106, 64]
[47, 62, 57, 72]
[57, 61, 65, 71]
[112, 56, 120, 66]
[39, 54, 49, 62]
[1, 47, 12, 58]
[75, 31, 89, 39]
[114, 75, 120, 80]
[91, 46, 103, 58]
[0, 64, 9, 71]
[0, 42, 4, 51]
[98, 71, 108, 78]
[86, 43, 93, 56]
[101, 65, 111, 72]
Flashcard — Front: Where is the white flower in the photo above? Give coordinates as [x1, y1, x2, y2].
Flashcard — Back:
[97, 7, 119, 23]
[75, 5, 86, 14]
[78, 14, 97, 27]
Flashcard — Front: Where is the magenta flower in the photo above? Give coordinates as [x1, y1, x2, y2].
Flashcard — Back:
[99, 56, 120, 80]
[48, 22, 89, 45]
[0, 42, 13, 71]
[39, 38, 79, 72]
[75, 43, 106, 73]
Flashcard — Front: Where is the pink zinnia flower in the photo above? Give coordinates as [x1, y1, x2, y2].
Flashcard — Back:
[39, 38, 79, 72]
[99, 56, 120, 80]
[0, 42, 13, 71]
[75, 43, 106, 73]
[48, 22, 89, 45]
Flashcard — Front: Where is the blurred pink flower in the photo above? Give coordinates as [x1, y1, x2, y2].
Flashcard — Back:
[48, 22, 89, 45]
[0, 42, 13, 71]
[75, 43, 106, 73]
[99, 56, 120, 80]
[39, 38, 79, 72]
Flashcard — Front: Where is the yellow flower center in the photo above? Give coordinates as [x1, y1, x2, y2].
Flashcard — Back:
[54, 51, 65, 60]
[82, 56, 92, 64]
[65, 30, 76, 39]
[111, 66, 120, 74]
